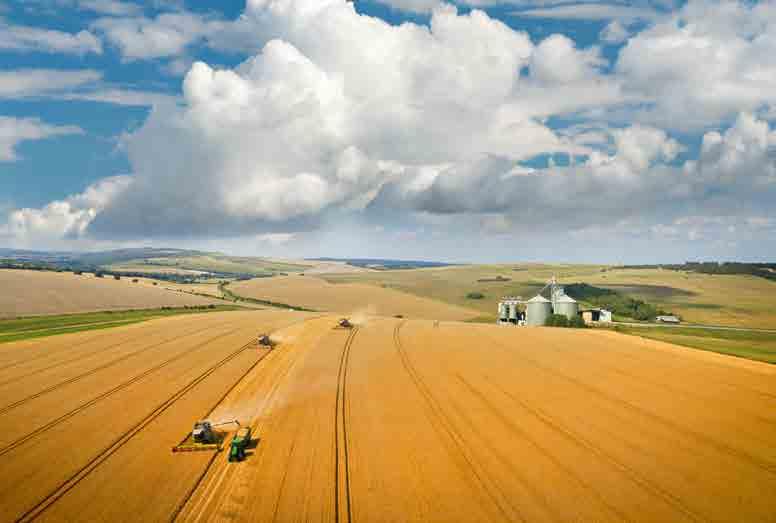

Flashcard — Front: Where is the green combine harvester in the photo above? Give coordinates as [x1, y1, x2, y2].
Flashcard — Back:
[228, 426, 252, 462]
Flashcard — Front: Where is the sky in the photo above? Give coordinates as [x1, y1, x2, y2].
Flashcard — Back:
[0, 0, 775, 263]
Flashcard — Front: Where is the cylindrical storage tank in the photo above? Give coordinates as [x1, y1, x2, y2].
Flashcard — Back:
[554, 294, 579, 320]
[498, 303, 507, 321]
[508, 303, 517, 321]
[526, 295, 552, 326]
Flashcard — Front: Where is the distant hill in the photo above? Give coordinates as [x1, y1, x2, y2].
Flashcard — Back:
[309, 258, 456, 270]
[1, 248, 308, 282]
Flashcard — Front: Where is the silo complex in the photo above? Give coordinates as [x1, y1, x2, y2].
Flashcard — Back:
[526, 295, 552, 326]
[553, 294, 579, 320]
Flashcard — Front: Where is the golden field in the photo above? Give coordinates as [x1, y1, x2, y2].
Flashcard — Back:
[0, 311, 773, 522]
[230, 274, 481, 321]
[0, 270, 222, 318]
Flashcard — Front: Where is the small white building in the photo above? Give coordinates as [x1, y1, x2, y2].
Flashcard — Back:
[581, 308, 612, 324]
[656, 315, 681, 324]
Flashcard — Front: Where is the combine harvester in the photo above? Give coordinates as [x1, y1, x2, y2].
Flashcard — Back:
[172, 420, 239, 453]
[258, 334, 273, 348]
[335, 318, 353, 330]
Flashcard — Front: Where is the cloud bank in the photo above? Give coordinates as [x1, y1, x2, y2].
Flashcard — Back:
[2, 0, 774, 259]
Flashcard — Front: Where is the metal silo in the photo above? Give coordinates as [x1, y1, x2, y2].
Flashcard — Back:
[554, 294, 579, 320]
[526, 295, 552, 326]
[508, 303, 517, 322]
[498, 303, 507, 322]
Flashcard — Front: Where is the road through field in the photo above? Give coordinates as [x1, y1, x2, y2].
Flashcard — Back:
[1, 314, 774, 522]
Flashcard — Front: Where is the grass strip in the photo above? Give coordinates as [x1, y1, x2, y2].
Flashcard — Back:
[0, 305, 244, 344]
[613, 325, 776, 364]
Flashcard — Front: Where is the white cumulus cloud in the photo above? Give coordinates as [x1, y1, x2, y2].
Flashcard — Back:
[0, 69, 102, 98]
[0, 20, 102, 55]
[0, 116, 83, 162]
[1, 176, 132, 246]
[617, 0, 776, 130]
[93, 11, 224, 61]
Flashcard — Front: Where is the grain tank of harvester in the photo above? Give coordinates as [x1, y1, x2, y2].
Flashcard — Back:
[173, 419, 239, 452]
[192, 421, 215, 443]
[229, 426, 252, 462]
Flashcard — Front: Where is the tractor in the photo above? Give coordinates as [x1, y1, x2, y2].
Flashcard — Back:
[229, 426, 253, 462]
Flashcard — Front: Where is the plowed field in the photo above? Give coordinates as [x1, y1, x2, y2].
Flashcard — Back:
[230, 275, 480, 321]
[0, 270, 222, 318]
[1, 312, 774, 522]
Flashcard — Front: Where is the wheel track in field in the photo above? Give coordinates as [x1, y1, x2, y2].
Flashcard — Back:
[334, 326, 358, 523]
[0, 326, 246, 459]
[483, 330, 776, 477]
[470, 328, 748, 521]
[14, 335, 260, 523]
[0, 319, 239, 414]
[452, 373, 631, 522]
[492, 379, 707, 523]
[174, 345, 300, 523]
[392, 321, 518, 523]
[171, 315, 326, 523]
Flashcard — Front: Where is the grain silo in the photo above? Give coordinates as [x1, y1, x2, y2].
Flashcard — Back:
[508, 303, 517, 322]
[498, 303, 507, 322]
[553, 293, 579, 320]
[526, 295, 552, 326]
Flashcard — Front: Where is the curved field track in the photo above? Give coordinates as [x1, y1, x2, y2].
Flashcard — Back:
[1, 314, 774, 522]
[231, 275, 479, 321]
[0, 270, 223, 318]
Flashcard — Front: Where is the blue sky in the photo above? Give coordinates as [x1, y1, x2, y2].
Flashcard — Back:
[1, 0, 774, 262]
